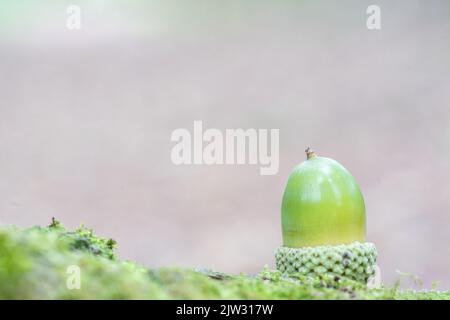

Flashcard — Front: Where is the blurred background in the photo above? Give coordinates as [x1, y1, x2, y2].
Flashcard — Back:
[1, 0, 449, 289]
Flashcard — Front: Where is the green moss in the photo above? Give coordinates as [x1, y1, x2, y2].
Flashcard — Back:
[0, 220, 448, 300]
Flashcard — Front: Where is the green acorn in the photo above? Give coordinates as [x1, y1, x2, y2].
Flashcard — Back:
[275, 148, 377, 283]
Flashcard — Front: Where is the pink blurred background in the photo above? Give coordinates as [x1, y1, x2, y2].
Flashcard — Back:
[1, 1, 449, 288]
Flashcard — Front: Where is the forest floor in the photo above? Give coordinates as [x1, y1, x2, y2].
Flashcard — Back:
[0, 220, 448, 300]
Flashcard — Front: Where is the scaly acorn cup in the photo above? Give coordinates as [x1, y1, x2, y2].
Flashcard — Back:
[275, 148, 377, 283]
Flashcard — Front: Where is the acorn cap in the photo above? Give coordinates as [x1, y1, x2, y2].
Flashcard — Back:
[275, 241, 377, 284]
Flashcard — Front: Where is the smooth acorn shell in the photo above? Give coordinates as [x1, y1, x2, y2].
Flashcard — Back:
[281, 155, 366, 248]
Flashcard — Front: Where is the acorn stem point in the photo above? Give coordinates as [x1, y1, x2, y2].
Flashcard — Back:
[305, 147, 317, 159]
